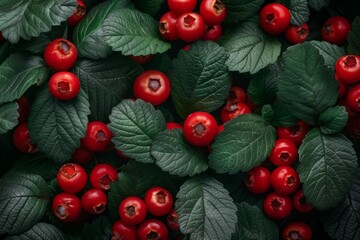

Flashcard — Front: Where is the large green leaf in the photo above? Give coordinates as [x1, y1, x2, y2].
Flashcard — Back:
[73, 0, 133, 59]
[0, 0, 76, 43]
[318, 106, 348, 135]
[0, 53, 49, 105]
[0, 102, 18, 134]
[132, 0, 164, 16]
[348, 16, 360, 55]
[279, 0, 309, 25]
[5, 223, 67, 240]
[103, 8, 170, 56]
[0, 172, 49, 235]
[175, 175, 237, 240]
[277, 43, 338, 125]
[310, 40, 345, 68]
[151, 129, 208, 177]
[108, 99, 166, 163]
[298, 128, 358, 210]
[209, 114, 276, 174]
[222, 0, 264, 23]
[169, 41, 230, 118]
[28, 88, 90, 163]
[308, 0, 330, 11]
[220, 22, 281, 74]
[82, 216, 112, 240]
[232, 202, 278, 240]
[73, 54, 142, 122]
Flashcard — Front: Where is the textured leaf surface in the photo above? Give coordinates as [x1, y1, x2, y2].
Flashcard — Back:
[222, 0, 264, 23]
[348, 16, 360, 55]
[175, 175, 237, 240]
[308, 0, 330, 11]
[298, 128, 358, 210]
[132, 0, 164, 16]
[310, 41, 345, 68]
[5, 223, 66, 240]
[318, 106, 348, 135]
[0, 102, 19, 134]
[209, 114, 276, 174]
[279, 0, 309, 25]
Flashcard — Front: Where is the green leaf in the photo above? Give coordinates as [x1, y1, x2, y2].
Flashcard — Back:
[0, 41, 11, 65]
[175, 175, 237, 240]
[169, 41, 231, 118]
[271, 101, 299, 127]
[310, 40, 345, 68]
[0, 0, 76, 43]
[73, 0, 133, 59]
[0, 102, 19, 134]
[103, 8, 171, 56]
[28, 88, 90, 163]
[0, 53, 49, 104]
[232, 202, 279, 240]
[348, 16, 360, 55]
[277, 43, 338, 125]
[151, 129, 208, 177]
[298, 128, 358, 210]
[209, 114, 276, 174]
[82, 216, 112, 240]
[143, 52, 172, 73]
[222, 0, 264, 23]
[5, 223, 67, 240]
[108, 99, 166, 163]
[220, 22, 281, 74]
[278, 0, 309, 25]
[323, 168, 360, 240]
[308, 0, 330, 11]
[108, 161, 176, 220]
[0, 172, 49, 235]
[261, 105, 274, 123]
[73, 54, 142, 122]
[318, 106, 348, 135]
[132, 0, 164, 16]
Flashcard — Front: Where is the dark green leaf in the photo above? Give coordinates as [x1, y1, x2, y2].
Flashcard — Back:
[0, 102, 18, 134]
[298, 128, 358, 210]
[175, 175, 237, 240]
[261, 105, 274, 123]
[82, 216, 112, 240]
[103, 8, 171, 56]
[209, 114, 276, 174]
[308, 0, 330, 11]
[151, 129, 208, 177]
[73, 54, 142, 122]
[318, 106, 348, 135]
[0, 0, 76, 43]
[73, 0, 134, 59]
[0, 172, 49, 235]
[169, 41, 230, 118]
[5, 223, 66, 240]
[143, 53, 172, 73]
[220, 22, 281, 74]
[310, 40, 345, 68]
[108, 99, 166, 163]
[0, 41, 11, 65]
[323, 168, 360, 240]
[222, 0, 264, 23]
[0, 53, 49, 104]
[277, 43, 338, 125]
[133, 0, 164, 16]
[232, 202, 278, 240]
[348, 16, 360, 55]
[271, 101, 299, 127]
[28, 88, 90, 163]
[279, 0, 309, 25]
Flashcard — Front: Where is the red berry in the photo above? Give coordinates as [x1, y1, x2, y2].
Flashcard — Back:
[276, 121, 310, 147]
[48, 72, 81, 100]
[167, 209, 180, 231]
[335, 55, 360, 85]
[68, 0, 86, 26]
[72, 146, 94, 165]
[263, 192, 292, 220]
[116, 149, 129, 160]
[347, 84, 360, 112]
[200, 0, 227, 25]
[220, 101, 251, 123]
[16, 96, 30, 124]
[271, 166, 300, 195]
[13, 123, 38, 153]
[269, 139, 298, 166]
[293, 189, 313, 213]
[337, 79, 348, 99]
[284, 23, 309, 44]
[201, 24, 223, 41]
[82, 121, 113, 152]
[129, 55, 153, 65]
[44, 38, 77, 71]
[145, 186, 173, 216]
[118, 196, 147, 225]
[321, 16, 351, 45]
[112, 220, 137, 240]
[228, 86, 247, 103]
[167, 0, 197, 16]
[159, 12, 179, 41]
[282, 222, 312, 240]
[137, 219, 168, 240]
[244, 166, 271, 194]
[166, 122, 182, 130]
[52, 192, 82, 222]
[259, 3, 291, 35]
[176, 12, 206, 42]
[81, 189, 108, 214]
[57, 163, 87, 193]
[90, 163, 118, 191]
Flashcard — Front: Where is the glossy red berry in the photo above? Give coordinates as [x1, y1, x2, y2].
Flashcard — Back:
[201, 24, 223, 41]
[347, 84, 360, 112]
[321, 16, 351, 45]
[284, 23, 309, 44]
[68, 0, 86, 26]
[137, 219, 169, 240]
[271, 166, 300, 195]
[16, 96, 30, 124]
[160, 12, 179, 41]
[81, 189, 108, 214]
[48, 72, 81, 100]
[166, 122, 182, 130]
[259, 3, 291, 35]
[263, 192, 292, 220]
[269, 139, 298, 166]
[176, 12, 206, 42]
[276, 121, 310, 147]
[293, 189, 313, 213]
[44, 38, 77, 71]
[167, 209, 180, 231]
[167, 0, 197, 16]
[228, 86, 247, 103]
[244, 166, 271, 194]
[282, 222, 312, 240]
[57, 163, 87, 193]
[200, 0, 227, 25]
[52, 192, 82, 222]
[72, 146, 94, 165]
[118, 196, 147, 225]
[82, 121, 113, 152]
[112, 220, 137, 240]
[90, 163, 118, 191]
[129, 55, 153, 65]
[335, 55, 360, 85]
[13, 123, 38, 153]
[145, 186, 173, 216]
[183, 112, 218, 147]
[220, 101, 251, 123]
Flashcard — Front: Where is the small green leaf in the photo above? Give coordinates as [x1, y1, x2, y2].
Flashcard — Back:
[209, 114, 276, 174]
[310, 40, 345, 68]
[103, 8, 170, 56]
[73, 54, 142, 122]
[348, 16, 360, 55]
[28, 88, 90, 163]
[0, 102, 19, 134]
[222, 0, 264, 23]
[0, 0, 76, 43]
[0, 172, 49, 235]
[308, 0, 330, 11]
[220, 21, 281, 74]
[5, 223, 67, 240]
[278, 0, 309, 25]
[132, 0, 164, 16]
[175, 175, 237, 240]
[271, 102, 299, 127]
[277, 43, 338, 125]
[261, 105, 274, 123]
[82, 216, 112, 240]
[318, 106, 348, 135]
[151, 129, 208, 177]
[108, 99, 166, 163]
[169, 41, 231, 118]
[298, 128, 358, 210]
[0, 53, 49, 104]
[232, 202, 279, 240]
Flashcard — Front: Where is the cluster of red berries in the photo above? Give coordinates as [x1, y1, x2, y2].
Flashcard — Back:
[112, 186, 179, 240]
[52, 163, 118, 222]
[159, 0, 227, 42]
